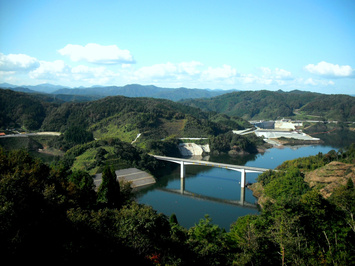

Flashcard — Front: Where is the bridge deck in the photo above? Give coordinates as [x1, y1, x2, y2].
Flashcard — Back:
[153, 155, 271, 173]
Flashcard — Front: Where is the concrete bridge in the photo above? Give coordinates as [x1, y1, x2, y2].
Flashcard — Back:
[152, 155, 271, 188]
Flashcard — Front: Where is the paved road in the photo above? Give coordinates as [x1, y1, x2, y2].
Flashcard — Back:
[0, 132, 61, 138]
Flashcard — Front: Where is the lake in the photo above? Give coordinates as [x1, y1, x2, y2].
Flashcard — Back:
[136, 145, 338, 230]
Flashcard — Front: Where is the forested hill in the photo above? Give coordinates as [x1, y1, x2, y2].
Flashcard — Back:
[0, 89, 250, 145]
[40, 93, 248, 135]
[181, 90, 355, 121]
[0, 89, 53, 130]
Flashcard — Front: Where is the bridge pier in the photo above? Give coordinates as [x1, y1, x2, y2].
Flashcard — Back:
[240, 187, 245, 205]
[180, 161, 186, 178]
[153, 155, 269, 190]
[240, 169, 246, 188]
[151, 155, 270, 208]
[229, 168, 247, 188]
[180, 177, 185, 194]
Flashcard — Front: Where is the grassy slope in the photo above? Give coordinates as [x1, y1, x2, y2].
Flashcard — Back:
[40, 96, 250, 148]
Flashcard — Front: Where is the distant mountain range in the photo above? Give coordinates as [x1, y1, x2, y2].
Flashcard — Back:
[0, 83, 67, 93]
[0, 83, 234, 101]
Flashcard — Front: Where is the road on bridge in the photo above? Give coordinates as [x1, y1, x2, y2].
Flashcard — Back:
[152, 155, 272, 173]
[152, 155, 272, 188]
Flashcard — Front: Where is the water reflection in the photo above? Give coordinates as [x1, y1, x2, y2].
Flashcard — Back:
[157, 177, 257, 209]
[137, 145, 338, 230]
[136, 161, 260, 230]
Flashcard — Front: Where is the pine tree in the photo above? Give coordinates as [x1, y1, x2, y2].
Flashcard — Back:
[97, 165, 121, 208]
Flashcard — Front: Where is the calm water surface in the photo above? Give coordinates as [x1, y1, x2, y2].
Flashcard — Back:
[136, 145, 337, 230]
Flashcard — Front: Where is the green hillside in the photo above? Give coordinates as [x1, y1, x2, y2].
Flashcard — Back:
[40, 95, 249, 144]
[181, 90, 355, 121]
[0, 89, 50, 130]
[0, 89, 255, 155]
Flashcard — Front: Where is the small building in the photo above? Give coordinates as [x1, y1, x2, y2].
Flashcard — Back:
[253, 121, 275, 129]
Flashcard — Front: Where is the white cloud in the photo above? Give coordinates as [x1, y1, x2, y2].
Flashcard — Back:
[58, 43, 135, 64]
[134, 61, 204, 80]
[238, 67, 292, 86]
[71, 65, 106, 75]
[132, 62, 238, 87]
[135, 62, 177, 79]
[303, 78, 335, 86]
[178, 61, 203, 75]
[260, 67, 292, 79]
[0, 53, 39, 71]
[304, 78, 317, 86]
[201, 64, 237, 80]
[305, 61, 354, 78]
[71, 65, 119, 84]
[239, 74, 272, 85]
[274, 68, 292, 79]
[29, 60, 70, 79]
[0, 49, 347, 92]
[238, 74, 257, 84]
[121, 64, 133, 69]
[26, 60, 121, 85]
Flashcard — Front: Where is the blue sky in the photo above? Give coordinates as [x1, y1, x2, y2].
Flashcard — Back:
[0, 0, 354, 94]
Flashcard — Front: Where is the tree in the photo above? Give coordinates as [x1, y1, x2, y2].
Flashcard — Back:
[330, 179, 355, 233]
[97, 165, 121, 208]
[0, 149, 71, 263]
[169, 213, 179, 225]
[116, 202, 171, 257]
[95, 147, 108, 166]
[268, 208, 306, 265]
[229, 214, 263, 265]
[186, 215, 230, 265]
[263, 167, 310, 201]
[68, 170, 96, 208]
[346, 176, 354, 189]
[63, 125, 94, 146]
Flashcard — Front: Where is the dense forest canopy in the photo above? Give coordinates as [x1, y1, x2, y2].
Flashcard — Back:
[0, 89, 49, 130]
[0, 89, 246, 131]
[0, 89, 256, 154]
[1, 145, 354, 264]
[181, 90, 355, 121]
